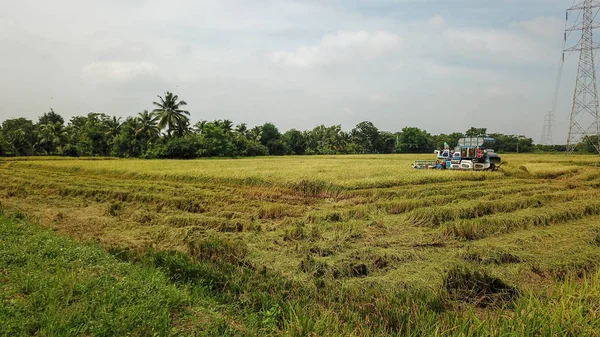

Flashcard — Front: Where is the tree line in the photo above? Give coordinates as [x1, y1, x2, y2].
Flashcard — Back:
[0, 91, 578, 159]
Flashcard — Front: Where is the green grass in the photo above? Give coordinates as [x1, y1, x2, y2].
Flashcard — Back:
[0, 214, 242, 336]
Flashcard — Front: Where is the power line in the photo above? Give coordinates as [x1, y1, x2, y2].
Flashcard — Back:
[541, 3, 572, 145]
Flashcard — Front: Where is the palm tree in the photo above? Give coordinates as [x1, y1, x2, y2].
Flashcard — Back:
[37, 122, 66, 154]
[105, 116, 122, 138]
[235, 123, 248, 136]
[193, 120, 207, 134]
[135, 110, 160, 140]
[216, 119, 234, 133]
[152, 91, 190, 137]
[248, 126, 262, 142]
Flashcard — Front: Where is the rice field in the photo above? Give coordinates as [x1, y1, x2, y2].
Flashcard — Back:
[1, 153, 599, 335]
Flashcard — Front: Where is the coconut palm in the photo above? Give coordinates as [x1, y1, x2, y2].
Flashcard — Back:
[152, 91, 190, 137]
[37, 122, 67, 154]
[105, 116, 122, 138]
[235, 123, 248, 136]
[215, 119, 234, 133]
[248, 126, 262, 142]
[193, 120, 207, 134]
[135, 110, 160, 140]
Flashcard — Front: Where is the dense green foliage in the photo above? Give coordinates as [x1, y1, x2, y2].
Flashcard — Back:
[3, 91, 587, 158]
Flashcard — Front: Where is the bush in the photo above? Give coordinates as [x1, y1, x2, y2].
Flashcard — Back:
[146, 136, 200, 159]
[231, 137, 268, 157]
[61, 144, 79, 157]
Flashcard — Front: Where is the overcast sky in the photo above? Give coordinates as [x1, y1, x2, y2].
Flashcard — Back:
[0, 0, 586, 142]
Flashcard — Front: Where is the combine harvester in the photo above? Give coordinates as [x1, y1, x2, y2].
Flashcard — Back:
[412, 137, 501, 171]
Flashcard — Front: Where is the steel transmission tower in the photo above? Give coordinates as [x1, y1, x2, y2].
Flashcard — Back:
[541, 111, 555, 145]
[566, 0, 600, 154]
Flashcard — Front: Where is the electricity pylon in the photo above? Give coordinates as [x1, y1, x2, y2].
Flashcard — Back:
[566, 0, 600, 154]
[541, 111, 555, 145]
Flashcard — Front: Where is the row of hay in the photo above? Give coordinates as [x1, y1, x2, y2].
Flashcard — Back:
[440, 200, 600, 240]
[408, 190, 599, 227]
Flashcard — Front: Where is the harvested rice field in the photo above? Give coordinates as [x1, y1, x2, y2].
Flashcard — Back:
[1, 154, 599, 336]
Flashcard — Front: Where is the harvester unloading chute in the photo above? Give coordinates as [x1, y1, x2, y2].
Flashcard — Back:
[456, 137, 495, 147]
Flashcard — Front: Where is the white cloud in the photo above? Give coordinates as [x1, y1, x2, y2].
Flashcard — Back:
[369, 93, 392, 104]
[434, 16, 563, 67]
[422, 62, 501, 81]
[509, 17, 564, 38]
[428, 15, 445, 26]
[443, 26, 557, 65]
[270, 30, 402, 68]
[82, 61, 158, 81]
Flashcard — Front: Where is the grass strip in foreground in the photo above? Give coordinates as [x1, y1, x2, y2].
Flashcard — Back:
[0, 214, 235, 337]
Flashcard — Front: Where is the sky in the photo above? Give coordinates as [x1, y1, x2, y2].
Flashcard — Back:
[0, 0, 588, 142]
